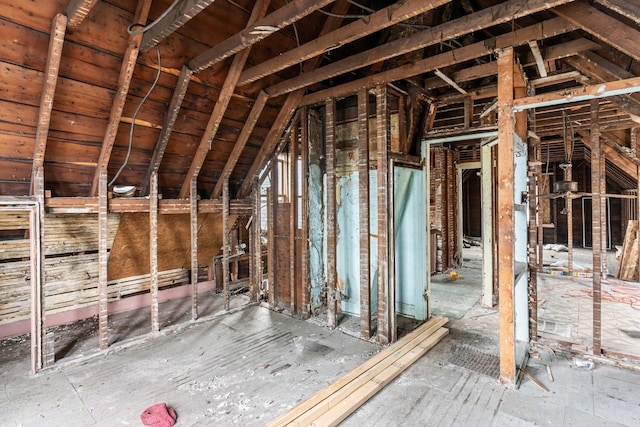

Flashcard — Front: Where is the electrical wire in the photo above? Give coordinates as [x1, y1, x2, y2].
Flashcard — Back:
[109, 44, 162, 187]
[127, 0, 181, 35]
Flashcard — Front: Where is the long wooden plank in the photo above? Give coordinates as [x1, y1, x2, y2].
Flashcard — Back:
[591, 99, 602, 355]
[90, 0, 153, 196]
[497, 47, 515, 385]
[309, 328, 449, 427]
[595, 0, 640, 25]
[190, 177, 198, 320]
[150, 172, 159, 332]
[140, 0, 217, 52]
[268, 0, 575, 98]
[301, 17, 577, 106]
[31, 14, 67, 191]
[358, 89, 371, 339]
[188, 0, 335, 72]
[178, 0, 271, 199]
[238, 0, 450, 86]
[554, 1, 640, 62]
[289, 123, 298, 315]
[300, 107, 310, 316]
[222, 178, 230, 310]
[325, 98, 337, 329]
[98, 171, 108, 350]
[266, 316, 448, 426]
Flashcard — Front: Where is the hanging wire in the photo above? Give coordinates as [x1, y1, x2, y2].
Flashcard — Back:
[109, 44, 162, 186]
[127, 0, 181, 35]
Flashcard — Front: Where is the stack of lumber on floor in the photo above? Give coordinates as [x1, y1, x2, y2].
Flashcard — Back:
[616, 220, 639, 281]
[266, 316, 449, 427]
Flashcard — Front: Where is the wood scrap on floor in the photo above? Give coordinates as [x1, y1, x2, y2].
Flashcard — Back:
[266, 316, 449, 427]
[616, 220, 639, 281]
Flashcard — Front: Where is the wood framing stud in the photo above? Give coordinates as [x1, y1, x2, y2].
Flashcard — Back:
[289, 123, 298, 315]
[98, 171, 109, 349]
[31, 167, 46, 373]
[190, 177, 199, 320]
[326, 99, 338, 329]
[497, 47, 516, 385]
[251, 183, 262, 303]
[376, 85, 391, 344]
[358, 90, 371, 339]
[65, 0, 99, 30]
[301, 107, 311, 317]
[267, 168, 277, 307]
[32, 14, 66, 187]
[222, 178, 231, 310]
[591, 99, 602, 355]
[91, 0, 153, 196]
[150, 172, 160, 332]
[188, 0, 335, 73]
[140, 0, 217, 52]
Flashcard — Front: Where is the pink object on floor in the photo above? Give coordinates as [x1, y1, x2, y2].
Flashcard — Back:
[140, 403, 177, 427]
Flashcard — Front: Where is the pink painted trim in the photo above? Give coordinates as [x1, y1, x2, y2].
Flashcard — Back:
[0, 281, 215, 339]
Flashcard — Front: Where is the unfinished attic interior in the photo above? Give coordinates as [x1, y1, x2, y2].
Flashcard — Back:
[2, 0, 640, 424]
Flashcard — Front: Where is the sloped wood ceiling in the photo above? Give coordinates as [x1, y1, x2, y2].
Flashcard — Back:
[1, 0, 639, 199]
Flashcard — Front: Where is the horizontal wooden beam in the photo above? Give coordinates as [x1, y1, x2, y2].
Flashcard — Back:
[268, 0, 575, 98]
[237, 0, 451, 86]
[188, 0, 335, 73]
[513, 76, 640, 111]
[553, 1, 640, 62]
[44, 197, 252, 215]
[140, 0, 217, 52]
[594, 0, 640, 25]
[301, 17, 577, 106]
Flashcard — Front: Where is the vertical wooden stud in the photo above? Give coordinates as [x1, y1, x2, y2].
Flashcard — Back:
[376, 85, 392, 344]
[497, 47, 516, 385]
[591, 99, 602, 355]
[31, 167, 46, 373]
[528, 132, 541, 339]
[301, 107, 311, 317]
[267, 165, 277, 308]
[358, 90, 371, 338]
[634, 128, 640, 281]
[326, 99, 338, 329]
[98, 170, 109, 349]
[289, 123, 298, 314]
[150, 171, 159, 332]
[190, 177, 199, 320]
[222, 178, 231, 311]
[251, 183, 262, 302]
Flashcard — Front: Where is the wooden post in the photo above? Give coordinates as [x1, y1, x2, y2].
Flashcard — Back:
[267, 165, 277, 308]
[528, 132, 541, 339]
[591, 99, 602, 355]
[301, 107, 311, 317]
[600, 143, 607, 279]
[326, 99, 338, 329]
[634, 128, 640, 281]
[497, 47, 516, 385]
[222, 178, 231, 311]
[388, 157, 397, 343]
[150, 172, 159, 332]
[289, 123, 298, 315]
[251, 183, 262, 302]
[31, 168, 46, 373]
[190, 177, 198, 320]
[481, 141, 494, 307]
[358, 89, 371, 338]
[98, 171, 109, 349]
[376, 85, 392, 344]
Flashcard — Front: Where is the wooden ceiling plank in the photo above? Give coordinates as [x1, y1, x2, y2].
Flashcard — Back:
[188, 0, 336, 73]
[237, 91, 303, 198]
[237, 0, 451, 87]
[211, 91, 269, 199]
[553, 1, 640, 62]
[90, 0, 153, 196]
[64, 0, 99, 30]
[301, 17, 577, 106]
[31, 14, 67, 193]
[594, 0, 640, 26]
[140, 0, 218, 52]
[528, 40, 548, 78]
[141, 65, 193, 196]
[267, 0, 576, 98]
[178, 0, 271, 199]
[423, 38, 599, 90]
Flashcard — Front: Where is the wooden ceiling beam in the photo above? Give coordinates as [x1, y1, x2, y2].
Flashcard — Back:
[140, 0, 217, 52]
[64, 0, 99, 30]
[424, 38, 600, 90]
[90, 0, 153, 196]
[188, 0, 336, 73]
[594, 0, 640, 26]
[237, 0, 451, 87]
[553, 1, 640, 62]
[178, 0, 271, 199]
[267, 0, 576, 98]
[580, 131, 639, 179]
[31, 14, 67, 194]
[301, 17, 577, 106]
